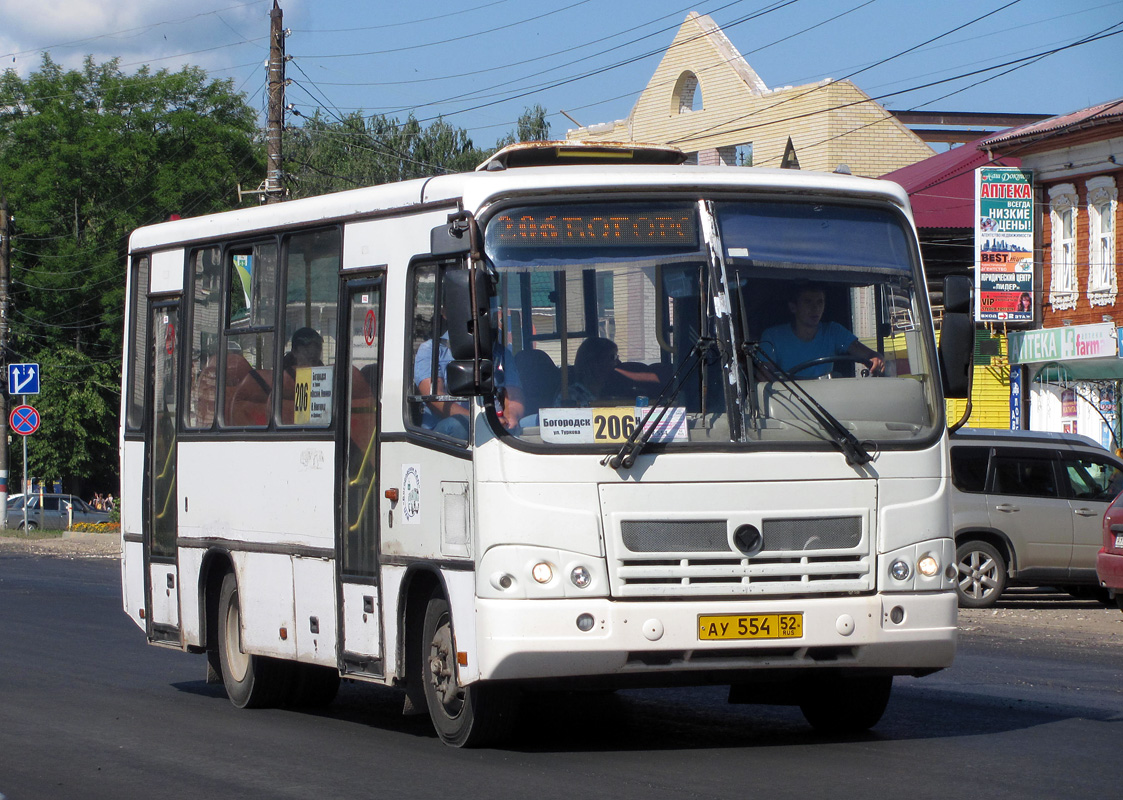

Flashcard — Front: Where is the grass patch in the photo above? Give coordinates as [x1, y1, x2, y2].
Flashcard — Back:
[1, 529, 64, 541]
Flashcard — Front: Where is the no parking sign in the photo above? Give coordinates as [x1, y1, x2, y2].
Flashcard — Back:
[10, 404, 40, 436]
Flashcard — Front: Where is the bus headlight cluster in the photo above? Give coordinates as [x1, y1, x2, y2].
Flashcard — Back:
[531, 562, 554, 583]
[890, 554, 942, 582]
[570, 566, 592, 588]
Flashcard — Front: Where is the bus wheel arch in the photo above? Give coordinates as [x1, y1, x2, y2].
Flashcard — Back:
[398, 566, 443, 714]
[418, 591, 518, 747]
[216, 571, 293, 708]
[200, 549, 234, 682]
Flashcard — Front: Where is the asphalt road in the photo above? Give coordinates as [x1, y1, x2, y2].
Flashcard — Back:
[1, 551, 1119, 800]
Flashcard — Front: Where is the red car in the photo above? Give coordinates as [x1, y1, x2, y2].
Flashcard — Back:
[1098, 493, 1123, 611]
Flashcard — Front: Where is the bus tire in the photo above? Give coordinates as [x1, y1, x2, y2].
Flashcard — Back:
[420, 594, 517, 747]
[799, 675, 892, 735]
[217, 572, 292, 709]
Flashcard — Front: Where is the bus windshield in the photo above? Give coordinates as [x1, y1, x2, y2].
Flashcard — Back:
[484, 198, 939, 450]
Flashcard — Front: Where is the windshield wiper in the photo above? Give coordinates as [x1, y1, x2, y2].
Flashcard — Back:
[603, 338, 714, 470]
[744, 344, 873, 467]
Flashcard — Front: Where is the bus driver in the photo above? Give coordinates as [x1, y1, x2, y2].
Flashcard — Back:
[760, 282, 884, 378]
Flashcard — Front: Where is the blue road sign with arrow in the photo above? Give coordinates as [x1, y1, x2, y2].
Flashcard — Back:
[8, 363, 40, 395]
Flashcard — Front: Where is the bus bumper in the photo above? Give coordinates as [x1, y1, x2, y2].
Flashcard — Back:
[473, 591, 956, 684]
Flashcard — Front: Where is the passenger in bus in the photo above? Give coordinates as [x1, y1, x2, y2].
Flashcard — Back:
[414, 333, 524, 439]
[759, 282, 884, 379]
[562, 337, 621, 406]
[282, 327, 324, 371]
[279, 327, 326, 424]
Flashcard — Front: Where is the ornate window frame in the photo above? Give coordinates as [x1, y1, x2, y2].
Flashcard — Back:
[1087, 176, 1117, 307]
[1048, 183, 1078, 312]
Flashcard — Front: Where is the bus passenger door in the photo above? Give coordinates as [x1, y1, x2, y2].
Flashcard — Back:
[338, 278, 385, 675]
[145, 302, 181, 642]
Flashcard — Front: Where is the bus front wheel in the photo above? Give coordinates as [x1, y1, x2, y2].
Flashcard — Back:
[420, 594, 517, 747]
[799, 675, 892, 735]
[217, 572, 292, 709]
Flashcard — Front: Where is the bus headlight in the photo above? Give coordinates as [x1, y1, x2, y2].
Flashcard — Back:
[917, 554, 940, 578]
[889, 559, 911, 581]
[531, 562, 554, 584]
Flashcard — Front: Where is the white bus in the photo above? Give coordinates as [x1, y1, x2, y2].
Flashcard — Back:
[121, 142, 975, 747]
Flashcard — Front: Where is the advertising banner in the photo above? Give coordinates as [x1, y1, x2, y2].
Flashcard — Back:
[975, 167, 1034, 322]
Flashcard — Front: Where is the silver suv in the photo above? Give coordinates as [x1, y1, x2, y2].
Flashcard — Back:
[951, 429, 1123, 607]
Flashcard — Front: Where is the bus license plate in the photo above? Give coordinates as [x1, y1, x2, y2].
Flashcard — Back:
[1115, 534, 1123, 549]
[698, 613, 803, 640]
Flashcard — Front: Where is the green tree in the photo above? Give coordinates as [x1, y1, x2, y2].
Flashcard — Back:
[284, 111, 490, 198]
[0, 54, 263, 494]
[495, 104, 551, 149]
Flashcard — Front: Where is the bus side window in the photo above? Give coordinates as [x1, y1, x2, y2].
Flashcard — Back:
[186, 246, 222, 430]
[278, 229, 339, 428]
[221, 241, 278, 429]
[407, 265, 438, 429]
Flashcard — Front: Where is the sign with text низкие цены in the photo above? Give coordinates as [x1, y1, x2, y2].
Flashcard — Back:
[976, 167, 1034, 323]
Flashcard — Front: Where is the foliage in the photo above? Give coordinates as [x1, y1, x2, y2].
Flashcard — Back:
[284, 104, 552, 198]
[495, 104, 552, 149]
[0, 55, 264, 492]
[284, 110, 490, 198]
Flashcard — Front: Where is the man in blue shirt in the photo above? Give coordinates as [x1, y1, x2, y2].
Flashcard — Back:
[760, 283, 884, 378]
[414, 333, 524, 439]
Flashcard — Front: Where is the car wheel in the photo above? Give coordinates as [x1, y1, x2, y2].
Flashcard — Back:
[420, 593, 517, 747]
[799, 675, 892, 735]
[217, 572, 293, 709]
[956, 540, 1007, 608]
[21, 520, 38, 531]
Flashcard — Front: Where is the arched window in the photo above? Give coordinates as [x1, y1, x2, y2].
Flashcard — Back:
[672, 71, 702, 114]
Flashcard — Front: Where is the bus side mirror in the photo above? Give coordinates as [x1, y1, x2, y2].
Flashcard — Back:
[939, 275, 975, 399]
[446, 359, 495, 397]
[430, 218, 471, 256]
[444, 268, 495, 360]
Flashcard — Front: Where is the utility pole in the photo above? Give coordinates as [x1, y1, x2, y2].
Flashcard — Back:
[264, 0, 287, 204]
[239, 1, 289, 204]
[1, 194, 11, 519]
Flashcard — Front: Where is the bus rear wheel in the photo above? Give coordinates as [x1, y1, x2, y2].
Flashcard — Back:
[420, 594, 517, 747]
[799, 675, 892, 735]
[217, 572, 293, 709]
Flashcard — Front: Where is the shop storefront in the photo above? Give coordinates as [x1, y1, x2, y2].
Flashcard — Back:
[1008, 322, 1122, 450]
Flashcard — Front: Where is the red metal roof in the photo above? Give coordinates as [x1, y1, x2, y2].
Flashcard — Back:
[980, 97, 1123, 147]
[881, 139, 1020, 229]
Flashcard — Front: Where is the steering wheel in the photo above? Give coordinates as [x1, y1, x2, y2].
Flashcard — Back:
[786, 354, 872, 377]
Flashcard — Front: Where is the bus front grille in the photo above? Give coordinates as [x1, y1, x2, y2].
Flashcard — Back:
[611, 516, 872, 598]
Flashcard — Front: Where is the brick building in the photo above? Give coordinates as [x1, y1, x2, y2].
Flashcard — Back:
[565, 12, 934, 178]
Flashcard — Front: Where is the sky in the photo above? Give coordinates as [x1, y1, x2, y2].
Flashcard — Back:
[0, 0, 1120, 148]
